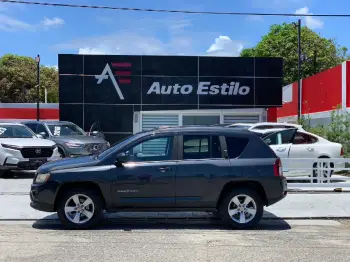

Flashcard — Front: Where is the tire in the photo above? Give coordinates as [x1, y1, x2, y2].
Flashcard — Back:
[57, 188, 104, 229]
[219, 188, 264, 229]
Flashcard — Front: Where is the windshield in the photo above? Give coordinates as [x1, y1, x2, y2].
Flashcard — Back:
[98, 132, 146, 159]
[0, 125, 35, 138]
[47, 124, 85, 136]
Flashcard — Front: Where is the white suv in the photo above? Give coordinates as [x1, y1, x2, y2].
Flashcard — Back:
[226, 122, 304, 131]
[0, 123, 60, 176]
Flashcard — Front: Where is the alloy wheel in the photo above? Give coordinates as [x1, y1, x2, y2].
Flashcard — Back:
[227, 194, 257, 224]
[64, 194, 95, 224]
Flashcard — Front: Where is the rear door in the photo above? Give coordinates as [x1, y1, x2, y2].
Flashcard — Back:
[262, 129, 297, 172]
[175, 134, 229, 207]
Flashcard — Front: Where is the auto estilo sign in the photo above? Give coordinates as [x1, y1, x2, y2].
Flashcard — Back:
[59, 54, 283, 107]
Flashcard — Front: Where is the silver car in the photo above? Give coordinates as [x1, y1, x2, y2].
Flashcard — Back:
[22, 121, 110, 158]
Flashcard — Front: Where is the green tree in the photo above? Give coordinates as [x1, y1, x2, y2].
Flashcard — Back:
[0, 54, 58, 103]
[241, 23, 349, 85]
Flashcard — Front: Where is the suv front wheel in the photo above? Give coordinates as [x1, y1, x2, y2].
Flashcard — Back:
[57, 188, 104, 229]
[219, 188, 263, 229]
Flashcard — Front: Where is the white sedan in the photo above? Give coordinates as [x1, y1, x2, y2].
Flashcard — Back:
[252, 128, 344, 177]
[227, 122, 305, 131]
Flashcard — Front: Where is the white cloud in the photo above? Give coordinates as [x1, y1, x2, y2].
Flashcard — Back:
[295, 7, 324, 29]
[246, 15, 264, 22]
[0, 14, 33, 31]
[41, 17, 64, 27]
[206, 35, 244, 57]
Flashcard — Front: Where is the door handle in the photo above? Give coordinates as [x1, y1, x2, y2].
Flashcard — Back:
[276, 148, 286, 152]
[157, 166, 171, 172]
[307, 147, 314, 152]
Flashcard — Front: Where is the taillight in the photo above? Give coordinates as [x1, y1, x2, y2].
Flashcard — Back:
[341, 147, 344, 156]
[274, 158, 283, 177]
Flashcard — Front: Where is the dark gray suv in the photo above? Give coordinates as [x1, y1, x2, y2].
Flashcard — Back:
[30, 126, 287, 229]
[23, 121, 109, 158]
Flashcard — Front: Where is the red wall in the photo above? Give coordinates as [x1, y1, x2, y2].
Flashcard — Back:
[278, 64, 343, 118]
[347, 61, 350, 108]
[0, 108, 59, 120]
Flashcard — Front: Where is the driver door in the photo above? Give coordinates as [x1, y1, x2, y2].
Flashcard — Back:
[111, 135, 177, 208]
[262, 128, 297, 172]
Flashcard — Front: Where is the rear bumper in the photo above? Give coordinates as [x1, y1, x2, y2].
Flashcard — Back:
[264, 177, 288, 206]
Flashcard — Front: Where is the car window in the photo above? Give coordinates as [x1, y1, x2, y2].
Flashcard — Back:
[47, 123, 85, 136]
[37, 124, 49, 135]
[0, 125, 35, 138]
[263, 129, 295, 145]
[225, 136, 249, 158]
[122, 136, 173, 162]
[25, 123, 38, 133]
[182, 135, 222, 160]
[252, 125, 276, 130]
[293, 132, 318, 144]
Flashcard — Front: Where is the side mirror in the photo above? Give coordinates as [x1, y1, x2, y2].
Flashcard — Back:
[115, 152, 127, 167]
[38, 132, 47, 139]
[36, 134, 43, 139]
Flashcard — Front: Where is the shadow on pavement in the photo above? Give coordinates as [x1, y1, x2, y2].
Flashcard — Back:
[32, 211, 291, 231]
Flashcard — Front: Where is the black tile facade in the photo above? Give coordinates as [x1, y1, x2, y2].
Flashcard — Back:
[59, 54, 283, 144]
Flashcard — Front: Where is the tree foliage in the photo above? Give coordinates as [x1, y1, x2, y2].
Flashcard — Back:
[241, 23, 349, 85]
[0, 54, 58, 103]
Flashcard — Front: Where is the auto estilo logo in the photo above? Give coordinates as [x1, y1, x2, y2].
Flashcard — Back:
[147, 82, 251, 96]
[95, 62, 132, 100]
[95, 63, 251, 100]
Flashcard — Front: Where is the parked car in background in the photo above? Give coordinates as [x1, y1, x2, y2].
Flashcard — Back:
[30, 126, 287, 229]
[251, 128, 344, 177]
[0, 122, 60, 177]
[225, 122, 304, 131]
[22, 121, 110, 158]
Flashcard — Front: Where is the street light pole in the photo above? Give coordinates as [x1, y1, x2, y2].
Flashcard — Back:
[35, 55, 40, 121]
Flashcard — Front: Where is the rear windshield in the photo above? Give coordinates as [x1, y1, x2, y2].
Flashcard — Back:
[225, 136, 249, 158]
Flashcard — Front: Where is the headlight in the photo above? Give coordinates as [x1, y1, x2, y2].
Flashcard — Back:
[35, 173, 51, 183]
[1, 143, 21, 150]
[65, 142, 83, 148]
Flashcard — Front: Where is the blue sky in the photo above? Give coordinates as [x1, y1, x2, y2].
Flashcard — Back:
[0, 0, 349, 67]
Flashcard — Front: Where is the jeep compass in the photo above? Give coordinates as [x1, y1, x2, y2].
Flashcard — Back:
[30, 126, 287, 229]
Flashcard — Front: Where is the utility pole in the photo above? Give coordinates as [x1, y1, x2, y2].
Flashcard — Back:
[297, 19, 302, 122]
[35, 55, 40, 121]
[293, 20, 302, 122]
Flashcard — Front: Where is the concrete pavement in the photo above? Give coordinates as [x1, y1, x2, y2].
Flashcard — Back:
[0, 219, 350, 262]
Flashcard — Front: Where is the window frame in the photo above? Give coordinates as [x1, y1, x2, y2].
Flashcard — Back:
[178, 134, 225, 161]
[118, 134, 178, 163]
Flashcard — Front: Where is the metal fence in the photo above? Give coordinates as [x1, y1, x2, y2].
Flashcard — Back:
[282, 158, 350, 192]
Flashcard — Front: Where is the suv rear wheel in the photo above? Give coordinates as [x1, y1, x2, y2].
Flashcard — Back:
[219, 188, 263, 229]
[57, 188, 104, 229]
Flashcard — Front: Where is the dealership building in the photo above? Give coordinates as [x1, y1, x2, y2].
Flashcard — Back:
[2, 55, 348, 144]
[56, 54, 282, 143]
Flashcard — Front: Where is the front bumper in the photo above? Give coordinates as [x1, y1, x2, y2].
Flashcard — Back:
[65, 143, 109, 157]
[30, 181, 59, 212]
[1, 155, 61, 171]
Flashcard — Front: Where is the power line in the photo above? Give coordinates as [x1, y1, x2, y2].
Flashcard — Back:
[1, 0, 350, 17]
